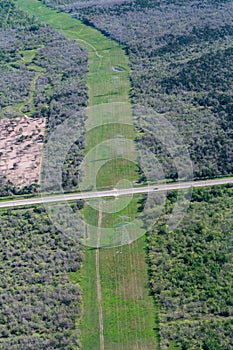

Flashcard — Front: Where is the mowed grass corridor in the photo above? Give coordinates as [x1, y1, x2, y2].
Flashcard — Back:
[75, 238, 158, 350]
[16, 0, 159, 348]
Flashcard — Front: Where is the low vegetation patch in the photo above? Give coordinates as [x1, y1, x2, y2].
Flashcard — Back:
[78, 238, 159, 349]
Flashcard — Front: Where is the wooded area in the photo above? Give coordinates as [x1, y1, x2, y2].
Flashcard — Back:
[0, 206, 83, 349]
[147, 185, 233, 349]
[1, 1, 233, 349]
[46, 0, 233, 179]
[0, 0, 88, 194]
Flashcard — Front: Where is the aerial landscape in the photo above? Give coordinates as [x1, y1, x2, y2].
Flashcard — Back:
[0, 0, 232, 349]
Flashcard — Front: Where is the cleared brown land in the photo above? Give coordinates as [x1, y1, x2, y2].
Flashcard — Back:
[0, 115, 45, 188]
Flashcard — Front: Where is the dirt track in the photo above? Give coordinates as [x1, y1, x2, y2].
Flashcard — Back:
[96, 203, 104, 350]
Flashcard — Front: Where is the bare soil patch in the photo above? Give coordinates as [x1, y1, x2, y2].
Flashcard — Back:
[0, 115, 46, 188]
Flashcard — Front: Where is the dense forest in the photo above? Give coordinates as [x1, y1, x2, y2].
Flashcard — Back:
[147, 184, 233, 349]
[38, 1, 233, 348]
[1, 4, 85, 348]
[0, 0, 88, 195]
[0, 206, 83, 349]
[44, 0, 233, 179]
[1, 1, 233, 349]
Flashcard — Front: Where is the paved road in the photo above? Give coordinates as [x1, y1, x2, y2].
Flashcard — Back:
[0, 177, 233, 209]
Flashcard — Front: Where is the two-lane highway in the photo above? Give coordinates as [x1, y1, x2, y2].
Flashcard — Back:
[0, 177, 232, 209]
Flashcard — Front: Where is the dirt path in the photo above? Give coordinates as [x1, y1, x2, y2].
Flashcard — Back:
[96, 202, 104, 350]
[76, 38, 103, 58]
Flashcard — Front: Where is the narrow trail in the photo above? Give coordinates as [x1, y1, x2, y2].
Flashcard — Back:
[96, 202, 104, 350]
[76, 38, 103, 58]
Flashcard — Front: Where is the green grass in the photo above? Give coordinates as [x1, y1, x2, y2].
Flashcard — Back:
[96, 158, 139, 190]
[16, 0, 138, 192]
[21, 48, 36, 63]
[101, 238, 159, 349]
[83, 195, 142, 229]
[16, 0, 130, 106]
[16, 1, 159, 349]
[85, 123, 136, 153]
[69, 249, 100, 350]
[3, 46, 46, 117]
[2, 102, 26, 117]
[21, 48, 47, 117]
[76, 237, 159, 349]
[82, 204, 99, 227]
[102, 196, 141, 227]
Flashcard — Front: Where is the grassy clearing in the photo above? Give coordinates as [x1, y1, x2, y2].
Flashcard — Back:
[20, 48, 46, 116]
[101, 195, 142, 229]
[85, 123, 136, 153]
[21, 48, 36, 63]
[80, 137, 137, 193]
[101, 238, 158, 349]
[69, 249, 100, 350]
[16, 1, 159, 349]
[16, 0, 131, 107]
[76, 237, 159, 349]
[96, 158, 139, 190]
[83, 195, 142, 229]
[16, 0, 138, 189]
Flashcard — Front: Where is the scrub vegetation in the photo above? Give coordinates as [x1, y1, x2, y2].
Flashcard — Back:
[0, 0, 88, 195]
[1, 1, 233, 350]
[148, 184, 233, 349]
[37, 1, 233, 348]
[0, 206, 83, 349]
[45, 0, 233, 179]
